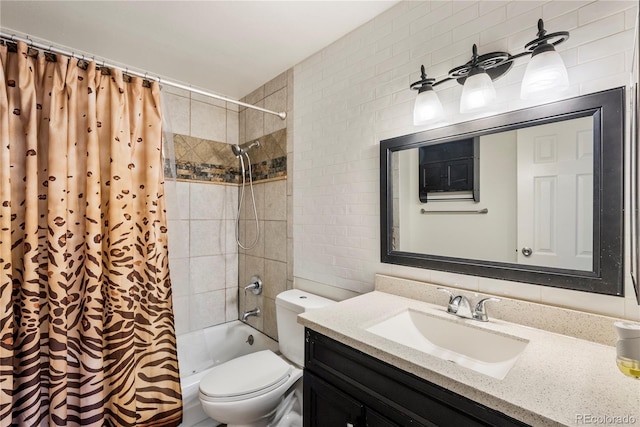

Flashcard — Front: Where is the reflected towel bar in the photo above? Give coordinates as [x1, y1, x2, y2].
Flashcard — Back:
[420, 208, 489, 214]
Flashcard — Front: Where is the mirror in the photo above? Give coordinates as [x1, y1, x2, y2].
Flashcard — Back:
[381, 87, 625, 295]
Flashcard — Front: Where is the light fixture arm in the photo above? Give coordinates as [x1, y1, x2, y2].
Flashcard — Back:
[470, 44, 479, 65]
[410, 65, 437, 93]
[524, 18, 570, 57]
[412, 18, 569, 89]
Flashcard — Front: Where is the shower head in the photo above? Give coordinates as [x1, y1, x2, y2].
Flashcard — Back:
[231, 140, 260, 157]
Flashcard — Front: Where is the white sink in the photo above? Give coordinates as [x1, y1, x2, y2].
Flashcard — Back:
[366, 309, 528, 380]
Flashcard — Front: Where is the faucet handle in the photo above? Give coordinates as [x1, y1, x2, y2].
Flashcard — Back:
[437, 288, 460, 314]
[244, 275, 263, 295]
[473, 297, 501, 322]
[437, 287, 455, 303]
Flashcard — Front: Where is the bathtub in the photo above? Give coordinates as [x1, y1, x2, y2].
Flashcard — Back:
[178, 321, 279, 427]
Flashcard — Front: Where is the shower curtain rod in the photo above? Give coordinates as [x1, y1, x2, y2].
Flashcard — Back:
[0, 32, 287, 120]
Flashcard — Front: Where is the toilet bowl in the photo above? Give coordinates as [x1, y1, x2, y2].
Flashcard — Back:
[199, 350, 302, 427]
[198, 289, 335, 427]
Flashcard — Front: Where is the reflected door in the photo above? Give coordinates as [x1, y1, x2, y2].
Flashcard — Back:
[516, 117, 593, 271]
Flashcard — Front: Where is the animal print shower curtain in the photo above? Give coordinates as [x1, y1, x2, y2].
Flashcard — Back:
[0, 41, 182, 426]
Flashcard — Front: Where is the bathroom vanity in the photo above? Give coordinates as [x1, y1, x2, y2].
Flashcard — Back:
[304, 329, 526, 426]
[298, 275, 640, 427]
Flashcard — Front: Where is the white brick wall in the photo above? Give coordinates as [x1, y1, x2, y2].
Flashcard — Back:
[293, 0, 640, 319]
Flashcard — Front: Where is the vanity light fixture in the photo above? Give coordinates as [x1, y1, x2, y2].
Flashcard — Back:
[410, 19, 570, 124]
[520, 19, 570, 99]
[411, 65, 444, 123]
[458, 45, 498, 113]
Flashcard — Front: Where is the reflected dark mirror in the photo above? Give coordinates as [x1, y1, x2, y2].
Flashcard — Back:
[380, 87, 625, 295]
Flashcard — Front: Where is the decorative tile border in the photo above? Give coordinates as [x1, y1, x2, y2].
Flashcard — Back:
[164, 129, 287, 184]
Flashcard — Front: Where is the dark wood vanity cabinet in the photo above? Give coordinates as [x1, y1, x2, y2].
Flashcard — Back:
[303, 329, 529, 427]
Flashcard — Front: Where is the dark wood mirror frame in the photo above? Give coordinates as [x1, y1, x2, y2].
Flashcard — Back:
[631, 81, 640, 304]
[380, 87, 625, 296]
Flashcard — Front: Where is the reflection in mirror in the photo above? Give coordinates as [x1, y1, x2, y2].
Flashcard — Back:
[381, 87, 624, 296]
[393, 117, 594, 271]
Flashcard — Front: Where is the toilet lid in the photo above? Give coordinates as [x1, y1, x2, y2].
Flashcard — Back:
[199, 350, 292, 399]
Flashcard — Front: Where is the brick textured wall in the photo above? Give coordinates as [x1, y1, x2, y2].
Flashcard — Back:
[293, 0, 639, 319]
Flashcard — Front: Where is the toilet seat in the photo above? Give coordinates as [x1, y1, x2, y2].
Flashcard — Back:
[199, 350, 292, 403]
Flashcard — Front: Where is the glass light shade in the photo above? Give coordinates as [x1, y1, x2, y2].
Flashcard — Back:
[520, 49, 569, 99]
[413, 88, 443, 125]
[459, 72, 496, 113]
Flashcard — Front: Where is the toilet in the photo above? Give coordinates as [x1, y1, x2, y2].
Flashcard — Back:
[198, 289, 335, 427]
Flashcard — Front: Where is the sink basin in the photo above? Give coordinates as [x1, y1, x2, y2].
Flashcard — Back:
[366, 309, 528, 380]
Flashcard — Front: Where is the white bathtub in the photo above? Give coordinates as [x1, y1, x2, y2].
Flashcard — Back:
[178, 321, 279, 427]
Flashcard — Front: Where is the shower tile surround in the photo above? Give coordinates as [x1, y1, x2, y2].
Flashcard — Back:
[238, 70, 293, 341]
[163, 69, 292, 339]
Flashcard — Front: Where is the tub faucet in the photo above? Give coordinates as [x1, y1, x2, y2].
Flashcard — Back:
[437, 288, 500, 322]
[242, 307, 260, 322]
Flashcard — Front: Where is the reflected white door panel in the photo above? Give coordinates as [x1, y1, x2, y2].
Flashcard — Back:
[516, 117, 593, 271]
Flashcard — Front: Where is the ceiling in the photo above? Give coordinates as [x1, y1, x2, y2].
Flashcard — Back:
[0, 1, 399, 99]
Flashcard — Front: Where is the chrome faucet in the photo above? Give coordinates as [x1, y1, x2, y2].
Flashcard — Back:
[244, 275, 262, 295]
[242, 307, 260, 322]
[437, 288, 500, 322]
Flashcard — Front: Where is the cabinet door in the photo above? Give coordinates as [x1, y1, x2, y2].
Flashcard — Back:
[366, 408, 402, 427]
[306, 329, 530, 427]
[304, 371, 363, 427]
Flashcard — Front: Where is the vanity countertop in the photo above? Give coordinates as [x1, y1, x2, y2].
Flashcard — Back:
[298, 290, 640, 427]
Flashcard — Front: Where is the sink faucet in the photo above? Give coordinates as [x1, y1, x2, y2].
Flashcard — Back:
[437, 288, 500, 322]
[242, 307, 260, 322]
[450, 294, 473, 318]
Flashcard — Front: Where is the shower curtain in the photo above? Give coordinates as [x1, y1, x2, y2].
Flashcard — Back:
[0, 41, 182, 426]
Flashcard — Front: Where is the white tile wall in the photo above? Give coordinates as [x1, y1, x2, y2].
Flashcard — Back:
[293, 0, 639, 318]
[163, 70, 292, 338]
[190, 183, 226, 220]
[264, 180, 287, 220]
[162, 89, 241, 336]
[189, 289, 226, 330]
[190, 101, 227, 141]
[165, 179, 240, 335]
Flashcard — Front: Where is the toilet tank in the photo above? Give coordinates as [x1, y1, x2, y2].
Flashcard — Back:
[275, 289, 335, 366]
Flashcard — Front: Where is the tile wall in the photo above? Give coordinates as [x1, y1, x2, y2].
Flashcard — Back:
[162, 88, 241, 336]
[162, 69, 293, 340]
[293, 0, 640, 320]
[170, 130, 287, 184]
[238, 70, 294, 340]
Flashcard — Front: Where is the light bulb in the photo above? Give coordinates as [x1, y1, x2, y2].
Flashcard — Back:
[521, 49, 569, 99]
[413, 88, 443, 125]
[460, 70, 496, 113]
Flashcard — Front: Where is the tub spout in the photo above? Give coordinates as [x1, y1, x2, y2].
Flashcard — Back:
[242, 307, 260, 322]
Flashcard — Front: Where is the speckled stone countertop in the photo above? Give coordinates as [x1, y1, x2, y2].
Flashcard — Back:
[298, 291, 640, 427]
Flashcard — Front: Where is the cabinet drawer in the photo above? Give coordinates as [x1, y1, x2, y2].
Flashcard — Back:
[305, 329, 529, 427]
